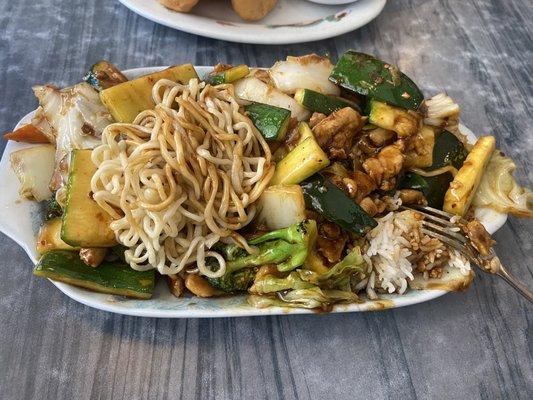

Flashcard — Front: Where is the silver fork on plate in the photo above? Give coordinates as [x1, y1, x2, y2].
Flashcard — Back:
[400, 204, 533, 303]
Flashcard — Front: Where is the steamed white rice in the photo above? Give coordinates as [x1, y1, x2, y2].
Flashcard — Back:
[364, 210, 471, 299]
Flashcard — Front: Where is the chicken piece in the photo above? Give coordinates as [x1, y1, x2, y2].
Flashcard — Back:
[398, 189, 427, 205]
[329, 170, 377, 203]
[352, 171, 377, 203]
[184, 274, 223, 298]
[359, 197, 387, 217]
[368, 128, 396, 147]
[312, 107, 364, 160]
[316, 221, 347, 264]
[309, 112, 327, 128]
[166, 274, 185, 298]
[159, 0, 199, 12]
[79, 248, 107, 268]
[231, 0, 278, 21]
[330, 175, 358, 199]
[463, 219, 495, 257]
[362, 141, 405, 190]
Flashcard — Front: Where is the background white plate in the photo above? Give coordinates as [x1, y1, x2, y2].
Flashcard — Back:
[0, 66, 507, 318]
[118, 0, 386, 44]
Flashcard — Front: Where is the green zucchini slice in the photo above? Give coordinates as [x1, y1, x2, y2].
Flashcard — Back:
[83, 60, 128, 92]
[399, 130, 468, 208]
[61, 150, 117, 248]
[329, 51, 424, 110]
[300, 174, 377, 236]
[34, 250, 155, 299]
[294, 88, 360, 115]
[368, 100, 419, 137]
[244, 102, 291, 141]
[207, 64, 250, 85]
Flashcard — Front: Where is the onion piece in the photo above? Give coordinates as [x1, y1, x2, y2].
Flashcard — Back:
[234, 77, 310, 121]
[269, 54, 340, 96]
[255, 185, 306, 230]
[10, 145, 55, 201]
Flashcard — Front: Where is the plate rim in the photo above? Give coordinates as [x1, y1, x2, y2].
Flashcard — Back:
[118, 0, 387, 44]
[0, 65, 507, 318]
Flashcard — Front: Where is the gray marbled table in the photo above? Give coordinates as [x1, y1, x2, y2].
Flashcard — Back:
[1, 1, 532, 399]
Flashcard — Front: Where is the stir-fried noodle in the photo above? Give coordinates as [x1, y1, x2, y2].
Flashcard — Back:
[91, 78, 274, 277]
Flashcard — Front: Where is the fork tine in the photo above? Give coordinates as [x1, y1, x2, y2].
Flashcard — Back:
[409, 204, 465, 222]
[399, 205, 457, 228]
[421, 220, 468, 244]
[420, 228, 469, 254]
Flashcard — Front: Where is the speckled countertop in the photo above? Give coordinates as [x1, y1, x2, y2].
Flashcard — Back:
[0, 1, 531, 399]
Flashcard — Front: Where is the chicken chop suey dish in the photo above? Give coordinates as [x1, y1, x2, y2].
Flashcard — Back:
[5, 52, 532, 310]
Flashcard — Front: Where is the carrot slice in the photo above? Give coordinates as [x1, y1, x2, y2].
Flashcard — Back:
[4, 124, 50, 143]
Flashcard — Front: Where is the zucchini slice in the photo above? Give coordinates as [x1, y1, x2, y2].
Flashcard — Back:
[404, 125, 435, 168]
[329, 51, 424, 110]
[368, 100, 420, 137]
[399, 130, 469, 208]
[83, 60, 128, 92]
[300, 174, 377, 236]
[34, 250, 155, 299]
[37, 218, 78, 254]
[61, 150, 117, 248]
[100, 64, 198, 123]
[294, 88, 360, 115]
[443, 136, 496, 215]
[270, 123, 330, 185]
[244, 102, 291, 141]
[207, 64, 249, 85]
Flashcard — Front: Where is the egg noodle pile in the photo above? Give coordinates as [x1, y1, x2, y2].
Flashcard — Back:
[91, 78, 273, 277]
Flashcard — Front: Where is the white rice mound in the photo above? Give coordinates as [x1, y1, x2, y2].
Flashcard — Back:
[363, 210, 471, 299]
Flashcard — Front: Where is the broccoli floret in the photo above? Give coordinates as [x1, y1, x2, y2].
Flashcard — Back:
[207, 220, 317, 292]
[44, 196, 62, 221]
[208, 268, 257, 293]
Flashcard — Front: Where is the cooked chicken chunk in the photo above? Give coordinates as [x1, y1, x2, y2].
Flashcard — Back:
[312, 107, 364, 160]
[362, 141, 405, 190]
[329, 170, 377, 204]
[309, 112, 327, 128]
[398, 189, 427, 205]
[359, 196, 387, 217]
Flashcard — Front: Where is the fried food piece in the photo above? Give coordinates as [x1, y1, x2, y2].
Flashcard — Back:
[362, 141, 405, 190]
[312, 107, 364, 160]
[159, 0, 199, 12]
[231, 0, 278, 21]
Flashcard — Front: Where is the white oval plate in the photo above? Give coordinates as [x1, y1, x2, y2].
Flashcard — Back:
[118, 0, 386, 44]
[0, 66, 507, 318]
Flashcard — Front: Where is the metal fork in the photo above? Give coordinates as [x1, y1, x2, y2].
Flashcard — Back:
[400, 204, 533, 303]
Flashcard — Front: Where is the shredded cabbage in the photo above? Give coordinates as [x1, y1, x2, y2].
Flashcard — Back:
[473, 151, 533, 217]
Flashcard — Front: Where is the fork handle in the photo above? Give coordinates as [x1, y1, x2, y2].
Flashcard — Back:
[496, 265, 533, 303]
